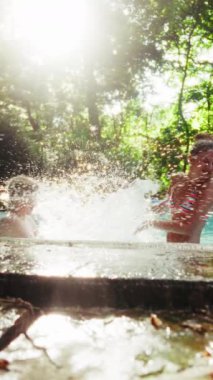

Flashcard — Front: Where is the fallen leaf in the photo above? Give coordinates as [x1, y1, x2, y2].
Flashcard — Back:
[150, 314, 163, 329]
[0, 359, 9, 371]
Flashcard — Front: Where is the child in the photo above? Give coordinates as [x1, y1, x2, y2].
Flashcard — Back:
[135, 134, 213, 243]
[151, 172, 188, 214]
[0, 175, 38, 238]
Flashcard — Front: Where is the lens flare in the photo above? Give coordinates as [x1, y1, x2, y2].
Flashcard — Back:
[11, 0, 92, 59]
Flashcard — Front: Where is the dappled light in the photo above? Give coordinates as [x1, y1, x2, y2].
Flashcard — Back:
[0, 0, 212, 378]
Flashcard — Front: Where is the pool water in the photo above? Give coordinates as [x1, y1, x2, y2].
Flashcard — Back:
[0, 211, 6, 219]
[0, 210, 212, 244]
[0, 176, 212, 245]
[201, 217, 213, 245]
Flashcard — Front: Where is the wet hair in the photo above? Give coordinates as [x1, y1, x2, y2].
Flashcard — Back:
[194, 133, 213, 141]
[7, 175, 38, 199]
[190, 133, 213, 156]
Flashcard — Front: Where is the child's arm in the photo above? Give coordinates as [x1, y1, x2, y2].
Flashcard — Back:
[135, 219, 193, 235]
[0, 217, 32, 238]
[149, 219, 192, 234]
[151, 199, 169, 214]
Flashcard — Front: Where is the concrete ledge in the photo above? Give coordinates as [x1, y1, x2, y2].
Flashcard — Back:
[1, 237, 213, 252]
[0, 273, 212, 310]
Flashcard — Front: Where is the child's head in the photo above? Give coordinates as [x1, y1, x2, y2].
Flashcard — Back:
[191, 133, 213, 155]
[189, 133, 213, 177]
[7, 175, 38, 214]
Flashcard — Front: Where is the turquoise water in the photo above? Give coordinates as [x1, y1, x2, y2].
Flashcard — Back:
[201, 216, 213, 244]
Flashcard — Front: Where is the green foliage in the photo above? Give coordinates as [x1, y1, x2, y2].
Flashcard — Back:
[0, 0, 212, 183]
[0, 119, 42, 180]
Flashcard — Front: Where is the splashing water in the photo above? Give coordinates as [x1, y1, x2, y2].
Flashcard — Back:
[35, 176, 162, 242]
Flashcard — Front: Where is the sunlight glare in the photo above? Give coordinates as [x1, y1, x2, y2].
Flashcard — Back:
[12, 0, 91, 59]
[143, 72, 178, 111]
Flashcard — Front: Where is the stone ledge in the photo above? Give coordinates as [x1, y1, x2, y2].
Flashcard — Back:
[0, 273, 212, 310]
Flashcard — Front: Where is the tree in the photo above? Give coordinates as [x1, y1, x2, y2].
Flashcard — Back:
[0, 0, 212, 179]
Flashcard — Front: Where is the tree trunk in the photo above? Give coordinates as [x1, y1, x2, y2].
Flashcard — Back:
[85, 61, 101, 140]
[24, 101, 40, 132]
[177, 25, 196, 172]
[206, 81, 212, 130]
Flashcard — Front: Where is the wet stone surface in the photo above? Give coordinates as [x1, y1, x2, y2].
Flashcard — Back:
[0, 303, 213, 380]
[0, 240, 212, 280]
[0, 240, 212, 379]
